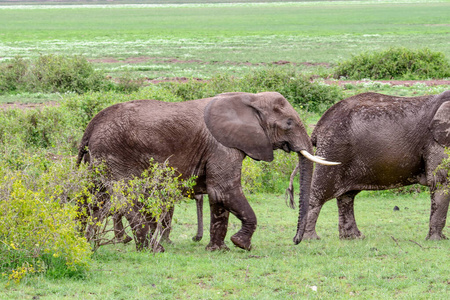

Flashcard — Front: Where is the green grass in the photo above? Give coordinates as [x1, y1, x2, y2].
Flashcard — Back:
[0, 0, 449, 79]
[2, 191, 448, 299]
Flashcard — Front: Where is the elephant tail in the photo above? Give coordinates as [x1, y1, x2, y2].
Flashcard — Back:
[285, 165, 299, 209]
[76, 123, 95, 167]
[76, 138, 89, 167]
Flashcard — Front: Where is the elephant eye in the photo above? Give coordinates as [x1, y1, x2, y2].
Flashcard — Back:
[282, 118, 293, 130]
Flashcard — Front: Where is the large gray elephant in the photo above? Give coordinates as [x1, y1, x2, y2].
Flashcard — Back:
[77, 92, 337, 251]
[290, 91, 450, 242]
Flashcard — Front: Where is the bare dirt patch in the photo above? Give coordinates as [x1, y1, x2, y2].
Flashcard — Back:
[89, 56, 331, 68]
[0, 101, 59, 111]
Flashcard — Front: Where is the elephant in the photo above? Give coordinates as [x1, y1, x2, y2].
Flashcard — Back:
[77, 92, 338, 251]
[289, 91, 450, 242]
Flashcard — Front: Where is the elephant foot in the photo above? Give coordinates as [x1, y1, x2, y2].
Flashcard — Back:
[426, 232, 447, 240]
[302, 231, 321, 240]
[339, 230, 365, 240]
[205, 242, 230, 251]
[152, 243, 165, 253]
[192, 235, 203, 242]
[230, 233, 252, 251]
[136, 241, 165, 253]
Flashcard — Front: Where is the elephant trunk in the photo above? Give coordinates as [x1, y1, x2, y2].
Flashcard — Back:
[293, 152, 313, 245]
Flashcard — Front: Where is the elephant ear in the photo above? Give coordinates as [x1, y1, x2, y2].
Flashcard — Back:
[204, 93, 274, 162]
[430, 101, 450, 147]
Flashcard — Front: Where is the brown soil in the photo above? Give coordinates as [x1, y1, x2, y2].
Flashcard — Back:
[0, 101, 59, 111]
[89, 56, 331, 68]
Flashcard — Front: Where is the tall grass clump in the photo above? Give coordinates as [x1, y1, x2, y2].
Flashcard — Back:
[334, 47, 450, 80]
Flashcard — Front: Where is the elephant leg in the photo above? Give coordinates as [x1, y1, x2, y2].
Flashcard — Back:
[303, 203, 323, 240]
[192, 195, 204, 242]
[303, 188, 329, 240]
[227, 192, 257, 251]
[206, 202, 230, 251]
[426, 189, 449, 240]
[337, 191, 363, 239]
[113, 213, 132, 244]
[160, 206, 175, 244]
[124, 209, 164, 252]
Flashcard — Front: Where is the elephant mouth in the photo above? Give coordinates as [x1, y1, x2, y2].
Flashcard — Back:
[282, 142, 292, 153]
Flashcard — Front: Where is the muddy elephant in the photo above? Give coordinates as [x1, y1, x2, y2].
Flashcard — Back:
[289, 91, 450, 242]
[77, 92, 337, 251]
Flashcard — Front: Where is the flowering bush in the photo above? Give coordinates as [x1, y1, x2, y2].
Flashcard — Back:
[0, 154, 92, 284]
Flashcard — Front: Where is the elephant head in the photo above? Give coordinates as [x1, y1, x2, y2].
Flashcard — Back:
[205, 92, 338, 245]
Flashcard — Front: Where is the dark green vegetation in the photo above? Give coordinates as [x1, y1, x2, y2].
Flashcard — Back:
[0, 0, 449, 298]
[334, 47, 450, 80]
[0, 55, 142, 95]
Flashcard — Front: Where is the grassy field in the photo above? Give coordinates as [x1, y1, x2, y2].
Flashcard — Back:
[0, 0, 449, 79]
[2, 191, 449, 299]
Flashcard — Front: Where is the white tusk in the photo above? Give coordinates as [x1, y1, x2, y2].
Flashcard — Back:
[300, 150, 341, 166]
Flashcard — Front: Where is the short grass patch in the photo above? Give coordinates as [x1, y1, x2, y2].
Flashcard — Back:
[1, 191, 448, 299]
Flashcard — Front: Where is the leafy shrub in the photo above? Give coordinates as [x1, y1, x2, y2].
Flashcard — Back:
[163, 68, 343, 112]
[242, 152, 299, 195]
[0, 106, 80, 154]
[0, 55, 109, 94]
[334, 47, 450, 80]
[0, 57, 28, 94]
[30, 54, 108, 94]
[0, 154, 92, 283]
[80, 159, 196, 252]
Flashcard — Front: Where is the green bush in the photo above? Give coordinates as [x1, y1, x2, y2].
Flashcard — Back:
[242, 152, 298, 195]
[163, 68, 343, 112]
[0, 57, 28, 94]
[86, 159, 197, 252]
[0, 106, 80, 153]
[334, 47, 450, 80]
[0, 154, 92, 283]
[0, 55, 109, 95]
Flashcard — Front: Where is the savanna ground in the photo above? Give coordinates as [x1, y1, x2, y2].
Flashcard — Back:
[0, 0, 449, 299]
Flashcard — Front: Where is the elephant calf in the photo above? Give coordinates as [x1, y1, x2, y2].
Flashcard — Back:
[77, 92, 337, 251]
[290, 91, 450, 242]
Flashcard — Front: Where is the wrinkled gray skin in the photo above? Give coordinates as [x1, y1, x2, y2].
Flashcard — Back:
[291, 91, 450, 242]
[192, 195, 204, 242]
[77, 92, 315, 251]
